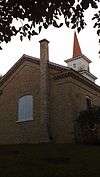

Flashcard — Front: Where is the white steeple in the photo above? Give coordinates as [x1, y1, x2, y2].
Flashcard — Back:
[65, 32, 97, 83]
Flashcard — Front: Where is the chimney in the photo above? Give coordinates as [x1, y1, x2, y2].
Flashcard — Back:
[40, 39, 49, 63]
[39, 39, 50, 142]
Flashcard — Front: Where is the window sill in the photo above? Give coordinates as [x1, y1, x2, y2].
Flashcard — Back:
[16, 119, 33, 123]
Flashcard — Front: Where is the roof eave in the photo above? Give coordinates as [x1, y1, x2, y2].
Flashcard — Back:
[65, 54, 92, 64]
[79, 70, 97, 80]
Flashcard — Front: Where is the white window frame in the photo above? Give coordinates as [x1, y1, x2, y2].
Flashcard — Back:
[17, 95, 33, 122]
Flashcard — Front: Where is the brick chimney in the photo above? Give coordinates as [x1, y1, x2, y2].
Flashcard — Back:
[39, 39, 50, 142]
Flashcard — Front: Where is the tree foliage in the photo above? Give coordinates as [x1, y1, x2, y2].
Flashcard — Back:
[78, 106, 100, 129]
[0, 0, 100, 49]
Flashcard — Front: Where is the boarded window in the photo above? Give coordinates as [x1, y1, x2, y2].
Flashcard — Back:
[18, 95, 33, 121]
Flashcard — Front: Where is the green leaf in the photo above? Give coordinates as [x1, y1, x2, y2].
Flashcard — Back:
[91, 1, 98, 8]
[32, 30, 38, 35]
[77, 27, 81, 33]
[66, 21, 69, 27]
[39, 26, 42, 33]
[59, 23, 63, 27]
[97, 30, 100, 36]
[81, 0, 89, 10]
[71, 24, 76, 29]
[53, 20, 59, 27]
[20, 35, 23, 41]
[28, 34, 31, 40]
[43, 23, 48, 29]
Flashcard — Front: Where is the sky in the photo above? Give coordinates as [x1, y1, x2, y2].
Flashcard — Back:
[0, 6, 100, 85]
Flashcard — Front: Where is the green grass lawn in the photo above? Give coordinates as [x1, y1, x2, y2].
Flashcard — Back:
[0, 143, 100, 177]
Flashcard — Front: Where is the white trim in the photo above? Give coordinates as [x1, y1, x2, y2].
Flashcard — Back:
[16, 118, 33, 123]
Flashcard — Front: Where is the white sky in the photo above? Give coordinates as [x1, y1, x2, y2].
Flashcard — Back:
[0, 6, 100, 85]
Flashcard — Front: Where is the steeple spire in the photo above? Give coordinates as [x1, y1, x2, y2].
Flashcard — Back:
[73, 32, 82, 57]
[65, 32, 96, 82]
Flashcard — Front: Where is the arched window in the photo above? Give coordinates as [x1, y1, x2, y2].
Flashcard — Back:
[18, 95, 33, 122]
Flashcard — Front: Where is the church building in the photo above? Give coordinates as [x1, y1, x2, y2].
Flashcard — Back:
[0, 33, 100, 144]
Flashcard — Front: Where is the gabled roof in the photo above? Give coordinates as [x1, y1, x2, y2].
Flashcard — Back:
[53, 68, 100, 92]
[79, 70, 97, 80]
[0, 54, 69, 87]
[0, 54, 100, 92]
